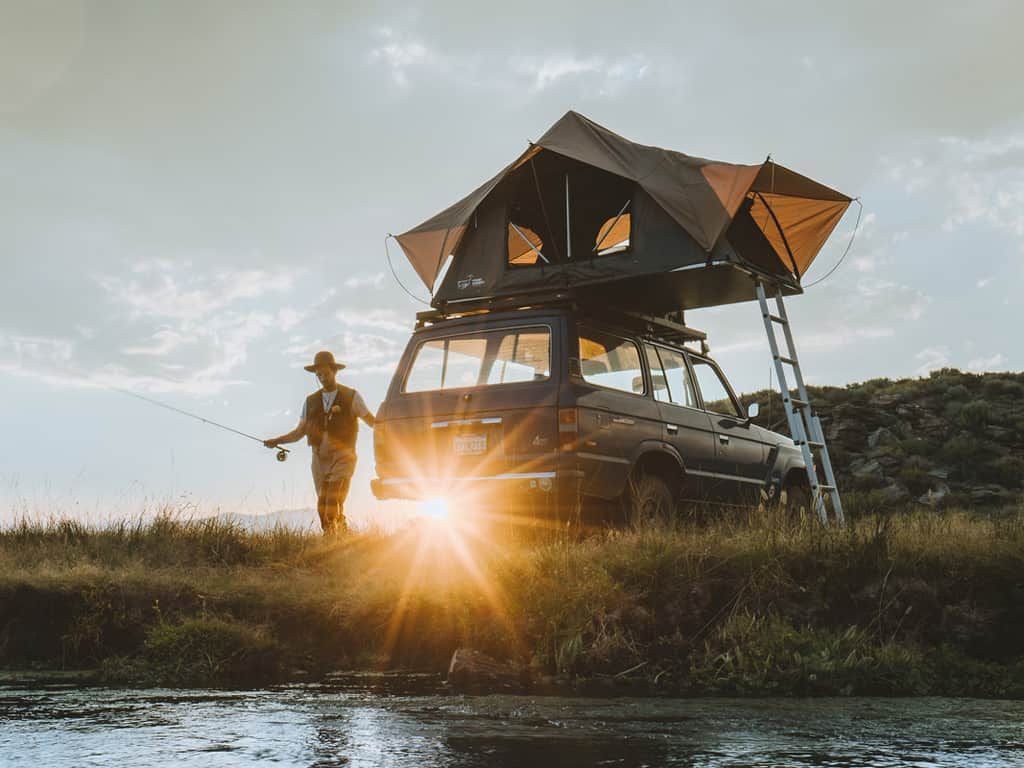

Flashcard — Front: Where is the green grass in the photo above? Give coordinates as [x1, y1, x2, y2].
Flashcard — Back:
[2, 501, 1024, 694]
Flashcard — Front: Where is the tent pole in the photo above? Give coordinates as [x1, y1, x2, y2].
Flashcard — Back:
[565, 174, 572, 261]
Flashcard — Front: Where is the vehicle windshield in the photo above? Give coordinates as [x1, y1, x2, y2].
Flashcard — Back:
[403, 326, 551, 393]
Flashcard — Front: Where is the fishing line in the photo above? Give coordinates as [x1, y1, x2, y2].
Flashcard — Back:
[109, 386, 290, 461]
[803, 197, 863, 288]
[385, 233, 431, 306]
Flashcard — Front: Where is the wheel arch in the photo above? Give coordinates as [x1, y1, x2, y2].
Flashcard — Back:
[628, 443, 686, 499]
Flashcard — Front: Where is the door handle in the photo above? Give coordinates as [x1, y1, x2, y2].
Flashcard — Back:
[718, 434, 730, 444]
[666, 424, 679, 434]
[612, 417, 635, 425]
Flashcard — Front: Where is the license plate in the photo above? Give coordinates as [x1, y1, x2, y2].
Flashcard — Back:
[453, 434, 487, 455]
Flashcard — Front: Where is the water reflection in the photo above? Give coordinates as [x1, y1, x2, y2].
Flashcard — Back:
[2, 677, 1023, 767]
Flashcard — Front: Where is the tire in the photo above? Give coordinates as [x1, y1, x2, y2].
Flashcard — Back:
[624, 472, 676, 529]
[780, 481, 812, 520]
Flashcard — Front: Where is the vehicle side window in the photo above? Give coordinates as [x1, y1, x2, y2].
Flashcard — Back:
[656, 347, 699, 409]
[579, 328, 645, 395]
[644, 344, 671, 403]
[689, 357, 740, 417]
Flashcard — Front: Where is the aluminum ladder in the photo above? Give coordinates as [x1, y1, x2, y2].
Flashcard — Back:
[756, 281, 844, 526]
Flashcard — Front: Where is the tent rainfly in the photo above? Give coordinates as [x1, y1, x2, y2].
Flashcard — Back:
[396, 111, 853, 313]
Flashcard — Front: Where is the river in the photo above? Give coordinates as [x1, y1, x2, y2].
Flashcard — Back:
[2, 675, 1023, 766]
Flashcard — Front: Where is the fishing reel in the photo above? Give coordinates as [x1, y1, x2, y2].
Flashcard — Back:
[275, 447, 289, 462]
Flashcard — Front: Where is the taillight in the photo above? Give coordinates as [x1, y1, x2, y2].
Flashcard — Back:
[558, 408, 578, 452]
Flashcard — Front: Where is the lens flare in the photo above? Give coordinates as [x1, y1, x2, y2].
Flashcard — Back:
[418, 496, 451, 522]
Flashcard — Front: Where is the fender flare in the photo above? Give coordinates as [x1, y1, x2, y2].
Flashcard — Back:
[771, 446, 808, 488]
[628, 440, 686, 474]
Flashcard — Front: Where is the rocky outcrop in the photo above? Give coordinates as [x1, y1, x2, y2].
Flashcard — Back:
[744, 369, 1024, 507]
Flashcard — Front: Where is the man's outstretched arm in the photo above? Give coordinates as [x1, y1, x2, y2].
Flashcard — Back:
[264, 419, 306, 448]
[353, 392, 376, 428]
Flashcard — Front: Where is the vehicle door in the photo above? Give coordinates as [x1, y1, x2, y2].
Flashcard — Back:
[572, 327, 662, 499]
[643, 344, 718, 500]
[687, 354, 768, 492]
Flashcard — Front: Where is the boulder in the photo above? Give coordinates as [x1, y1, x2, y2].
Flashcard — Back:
[877, 482, 911, 504]
[968, 484, 1013, 505]
[868, 427, 898, 449]
[447, 648, 527, 692]
[852, 458, 885, 482]
[918, 483, 950, 507]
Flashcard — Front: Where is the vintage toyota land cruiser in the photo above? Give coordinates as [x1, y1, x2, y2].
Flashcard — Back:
[370, 303, 809, 524]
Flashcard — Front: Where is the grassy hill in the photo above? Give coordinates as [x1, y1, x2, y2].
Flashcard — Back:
[743, 368, 1024, 507]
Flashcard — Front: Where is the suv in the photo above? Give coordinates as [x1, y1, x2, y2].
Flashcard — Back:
[371, 305, 808, 523]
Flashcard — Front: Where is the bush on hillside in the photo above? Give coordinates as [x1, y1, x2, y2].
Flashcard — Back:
[960, 400, 991, 431]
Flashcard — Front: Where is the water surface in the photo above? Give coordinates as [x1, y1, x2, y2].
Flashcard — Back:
[3, 676, 1023, 767]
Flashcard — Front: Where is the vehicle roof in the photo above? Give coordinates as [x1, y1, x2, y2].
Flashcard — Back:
[412, 306, 571, 334]
[412, 306, 716, 360]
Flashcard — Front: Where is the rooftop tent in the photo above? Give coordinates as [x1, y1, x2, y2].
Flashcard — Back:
[396, 111, 852, 313]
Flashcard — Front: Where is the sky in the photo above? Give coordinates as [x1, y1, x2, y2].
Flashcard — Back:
[1, 0, 1022, 525]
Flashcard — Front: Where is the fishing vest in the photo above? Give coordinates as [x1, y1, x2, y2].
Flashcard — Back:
[305, 386, 358, 452]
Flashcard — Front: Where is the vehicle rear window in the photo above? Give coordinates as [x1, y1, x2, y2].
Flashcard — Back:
[403, 326, 551, 392]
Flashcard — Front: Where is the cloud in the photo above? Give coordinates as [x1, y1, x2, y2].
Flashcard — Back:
[2, 260, 303, 396]
[96, 261, 294, 322]
[890, 133, 1024, 240]
[0, 332, 73, 371]
[968, 353, 1007, 372]
[122, 327, 189, 356]
[514, 53, 650, 94]
[343, 273, 385, 289]
[368, 26, 651, 97]
[331, 331, 403, 376]
[914, 346, 951, 376]
[335, 308, 409, 334]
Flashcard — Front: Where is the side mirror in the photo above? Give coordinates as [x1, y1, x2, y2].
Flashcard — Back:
[746, 402, 760, 420]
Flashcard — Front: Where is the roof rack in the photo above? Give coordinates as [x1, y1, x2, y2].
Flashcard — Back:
[592, 308, 707, 345]
[416, 289, 707, 345]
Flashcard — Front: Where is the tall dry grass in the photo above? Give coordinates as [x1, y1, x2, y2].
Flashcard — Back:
[2, 501, 1023, 694]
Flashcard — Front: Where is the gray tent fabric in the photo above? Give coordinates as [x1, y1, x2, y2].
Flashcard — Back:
[396, 111, 852, 311]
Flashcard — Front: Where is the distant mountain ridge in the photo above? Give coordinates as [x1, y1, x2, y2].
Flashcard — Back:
[220, 508, 320, 531]
[742, 369, 1024, 507]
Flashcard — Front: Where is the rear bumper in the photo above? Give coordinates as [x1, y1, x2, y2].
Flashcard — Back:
[371, 469, 584, 502]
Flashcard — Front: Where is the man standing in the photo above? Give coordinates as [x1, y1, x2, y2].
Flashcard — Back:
[265, 350, 375, 534]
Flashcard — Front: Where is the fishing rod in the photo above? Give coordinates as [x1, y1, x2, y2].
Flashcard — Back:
[111, 387, 290, 462]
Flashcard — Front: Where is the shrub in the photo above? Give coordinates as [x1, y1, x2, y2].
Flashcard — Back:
[983, 379, 1024, 399]
[898, 464, 932, 496]
[942, 435, 983, 479]
[943, 401, 963, 422]
[142, 616, 281, 687]
[959, 400, 991, 431]
[946, 384, 970, 401]
[990, 456, 1024, 489]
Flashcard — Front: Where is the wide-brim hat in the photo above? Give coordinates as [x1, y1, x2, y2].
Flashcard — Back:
[304, 350, 346, 372]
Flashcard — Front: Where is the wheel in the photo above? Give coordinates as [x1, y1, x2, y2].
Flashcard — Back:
[780, 481, 812, 520]
[624, 472, 676, 529]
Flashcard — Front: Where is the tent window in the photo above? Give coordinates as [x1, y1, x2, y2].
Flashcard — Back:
[507, 223, 546, 267]
[594, 210, 631, 256]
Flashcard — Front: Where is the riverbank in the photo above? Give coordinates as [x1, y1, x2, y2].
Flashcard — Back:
[2, 505, 1023, 696]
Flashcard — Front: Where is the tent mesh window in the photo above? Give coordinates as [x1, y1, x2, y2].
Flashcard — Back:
[505, 152, 633, 269]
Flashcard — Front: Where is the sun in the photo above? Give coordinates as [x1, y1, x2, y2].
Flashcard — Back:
[418, 496, 451, 522]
